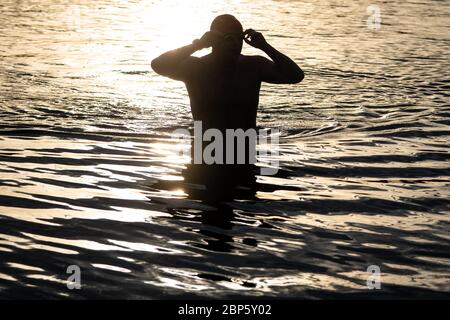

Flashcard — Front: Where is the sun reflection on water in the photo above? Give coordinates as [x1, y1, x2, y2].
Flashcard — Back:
[0, 0, 449, 299]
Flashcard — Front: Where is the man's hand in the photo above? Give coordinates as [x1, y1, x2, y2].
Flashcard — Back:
[244, 29, 304, 84]
[244, 29, 268, 50]
[195, 31, 223, 50]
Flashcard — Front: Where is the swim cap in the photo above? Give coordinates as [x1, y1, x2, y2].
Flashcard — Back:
[210, 14, 243, 34]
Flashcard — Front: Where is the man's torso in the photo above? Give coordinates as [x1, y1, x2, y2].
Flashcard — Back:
[184, 54, 262, 131]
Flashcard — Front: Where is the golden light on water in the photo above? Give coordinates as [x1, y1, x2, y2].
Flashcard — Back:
[1, 0, 449, 299]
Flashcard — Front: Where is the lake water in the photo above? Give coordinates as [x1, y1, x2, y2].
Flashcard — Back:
[0, 0, 449, 298]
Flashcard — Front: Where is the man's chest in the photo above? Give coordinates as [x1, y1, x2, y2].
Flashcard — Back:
[194, 68, 260, 97]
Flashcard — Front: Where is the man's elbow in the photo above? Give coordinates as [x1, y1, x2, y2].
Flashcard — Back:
[151, 58, 161, 74]
[151, 58, 166, 75]
[290, 70, 304, 84]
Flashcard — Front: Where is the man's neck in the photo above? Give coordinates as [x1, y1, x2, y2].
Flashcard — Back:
[209, 51, 241, 66]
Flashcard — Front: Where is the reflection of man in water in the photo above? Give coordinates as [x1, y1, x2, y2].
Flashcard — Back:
[151, 14, 303, 200]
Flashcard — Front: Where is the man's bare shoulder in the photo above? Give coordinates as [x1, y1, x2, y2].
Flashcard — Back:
[180, 56, 202, 74]
[190, 54, 214, 67]
[239, 55, 271, 67]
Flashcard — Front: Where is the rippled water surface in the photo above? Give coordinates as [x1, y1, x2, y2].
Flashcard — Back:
[1, 0, 449, 298]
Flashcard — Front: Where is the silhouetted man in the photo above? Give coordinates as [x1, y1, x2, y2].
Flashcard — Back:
[151, 14, 304, 132]
[151, 14, 303, 197]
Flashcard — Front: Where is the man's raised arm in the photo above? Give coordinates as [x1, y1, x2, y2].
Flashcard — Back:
[244, 29, 304, 84]
[151, 32, 218, 81]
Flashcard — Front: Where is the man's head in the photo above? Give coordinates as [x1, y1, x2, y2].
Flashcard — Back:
[210, 14, 244, 60]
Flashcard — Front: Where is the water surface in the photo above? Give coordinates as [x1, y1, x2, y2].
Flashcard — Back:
[0, 0, 449, 298]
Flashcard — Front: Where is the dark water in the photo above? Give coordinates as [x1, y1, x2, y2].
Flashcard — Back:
[0, 0, 449, 298]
